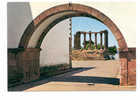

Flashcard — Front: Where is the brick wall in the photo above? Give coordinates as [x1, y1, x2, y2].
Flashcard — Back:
[8, 49, 24, 86]
[17, 48, 41, 83]
[8, 48, 71, 86]
[127, 48, 136, 85]
[119, 48, 136, 86]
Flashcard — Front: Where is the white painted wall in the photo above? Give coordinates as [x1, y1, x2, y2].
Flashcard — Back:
[27, 11, 75, 48]
[7, 2, 33, 48]
[40, 19, 70, 66]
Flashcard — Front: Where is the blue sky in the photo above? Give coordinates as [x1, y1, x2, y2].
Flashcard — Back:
[71, 17, 119, 48]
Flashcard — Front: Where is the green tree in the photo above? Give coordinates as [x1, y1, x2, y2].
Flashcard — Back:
[97, 44, 104, 50]
[104, 46, 117, 60]
[108, 46, 117, 55]
[82, 40, 95, 50]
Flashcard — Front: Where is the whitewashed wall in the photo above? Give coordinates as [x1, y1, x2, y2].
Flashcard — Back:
[7, 2, 33, 48]
[40, 19, 70, 66]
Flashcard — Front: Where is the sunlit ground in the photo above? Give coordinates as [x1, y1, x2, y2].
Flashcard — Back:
[9, 60, 135, 91]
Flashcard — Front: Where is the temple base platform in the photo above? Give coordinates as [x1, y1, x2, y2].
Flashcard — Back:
[72, 49, 105, 60]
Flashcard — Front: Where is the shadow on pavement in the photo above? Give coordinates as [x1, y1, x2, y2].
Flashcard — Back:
[8, 66, 119, 91]
[52, 76, 119, 85]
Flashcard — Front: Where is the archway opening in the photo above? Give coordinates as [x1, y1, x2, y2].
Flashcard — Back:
[38, 16, 120, 87]
[71, 17, 120, 85]
[17, 3, 128, 86]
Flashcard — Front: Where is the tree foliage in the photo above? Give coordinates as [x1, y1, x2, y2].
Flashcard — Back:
[108, 46, 117, 55]
[81, 41, 117, 56]
[82, 40, 105, 50]
[83, 41, 95, 50]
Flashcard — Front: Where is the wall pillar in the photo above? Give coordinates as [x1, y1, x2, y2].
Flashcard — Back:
[119, 55, 128, 86]
[127, 48, 136, 85]
[17, 48, 41, 83]
[119, 48, 136, 86]
[119, 49, 136, 86]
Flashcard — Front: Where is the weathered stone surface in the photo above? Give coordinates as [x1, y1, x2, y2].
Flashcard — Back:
[19, 3, 127, 51]
[8, 48, 24, 86]
[120, 58, 128, 86]
[72, 50, 105, 60]
[128, 60, 136, 85]
[127, 48, 136, 85]
[16, 48, 41, 83]
[40, 64, 70, 77]
[119, 48, 136, 86]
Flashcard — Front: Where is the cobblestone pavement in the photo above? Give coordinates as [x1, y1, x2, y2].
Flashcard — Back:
[9, 60, 136, 91]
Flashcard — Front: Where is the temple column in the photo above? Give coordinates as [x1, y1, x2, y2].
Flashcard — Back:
[100, 33, 103, 49]
[95, 33, 97, 49]
[74, 34, 77, 49]
[84, 33, 86, 49]
[77, 33, 81, 49]
[74, 32, 81, 49]
[104, 32, 106, 50]
[106, 30, 108, 49]
[104, 30, 108, 50]
[89, 32, 92, 49]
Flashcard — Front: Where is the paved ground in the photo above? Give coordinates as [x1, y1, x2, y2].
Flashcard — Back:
[9, 60, 136, 91]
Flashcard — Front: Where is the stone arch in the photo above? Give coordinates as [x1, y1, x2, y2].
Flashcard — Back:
[17, 3, 129, 85]
[19, 3, 128, 51]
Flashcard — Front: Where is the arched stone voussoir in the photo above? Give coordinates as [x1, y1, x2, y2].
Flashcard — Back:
[19, 3, 128, 50]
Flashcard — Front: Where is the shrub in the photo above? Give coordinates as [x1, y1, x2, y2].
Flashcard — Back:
[108, 46, 117, 55]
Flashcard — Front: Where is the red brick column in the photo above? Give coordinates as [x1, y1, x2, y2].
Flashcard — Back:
[17, 48, 41, 83]
[128, 59, 136, 85]
[119, 48, 136, 86]
[119, 55, 128, 86]
[127, 48, 136, 85]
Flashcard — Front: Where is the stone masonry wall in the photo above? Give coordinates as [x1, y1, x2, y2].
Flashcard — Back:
[119, 48, 136, 86]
